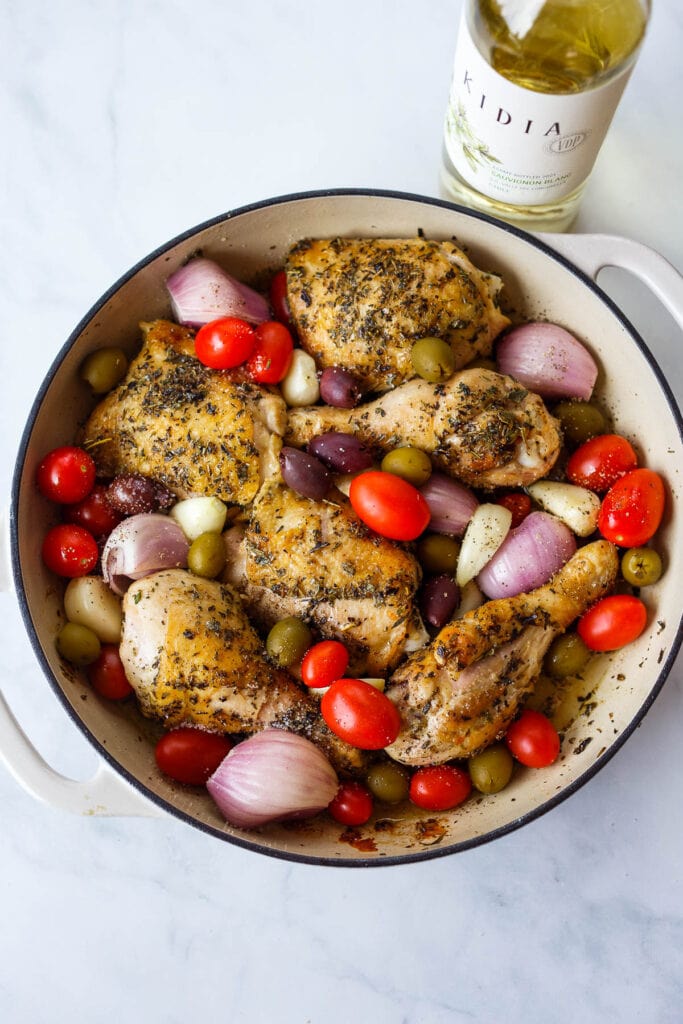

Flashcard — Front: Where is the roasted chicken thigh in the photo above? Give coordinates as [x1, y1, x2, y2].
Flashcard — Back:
[287, 367, 562, 489]
[222, 480, 427, 676]
[119, 569, 364, 772]
[286, 237, 510, 392]
[81, 319, 286, 506]
[385, 541, 619, 766]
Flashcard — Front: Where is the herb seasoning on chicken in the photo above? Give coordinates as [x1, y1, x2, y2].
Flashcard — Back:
[285, 238, 510, 393]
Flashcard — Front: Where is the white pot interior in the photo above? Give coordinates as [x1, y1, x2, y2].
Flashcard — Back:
[12, 192, 683, 863]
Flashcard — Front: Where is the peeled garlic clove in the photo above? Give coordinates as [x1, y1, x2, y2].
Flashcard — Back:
[456, 503, 512, 587]
[64, 576, 123, 643]
[170, 496, 228, 541]
[280, 349, 320, 407]
[527, 481, 600, 537]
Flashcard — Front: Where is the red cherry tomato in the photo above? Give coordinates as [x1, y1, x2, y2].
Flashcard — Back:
[598, 468, 665, 547]
[320, 679, 401, 750]
[301, 640, 349, 689]
[36, 446, 96, 504]
[409, 765, 472, 811]
[42, 524, 99, 578]
[566, 434, 638, 492]
[269, 270, 292, 326]
[495, 492, 532, 528]
[64, 483, 122, 538]
[87, 644, 134, 700]
[349, 470, 431, 542]
[577, 594, 647, 652]
[246, 321, 294, 383]
[505, 709, 560, 768]
[328, 781, 374, 826]
[194, 316, 256, 369]
[155, 727, 232, 785]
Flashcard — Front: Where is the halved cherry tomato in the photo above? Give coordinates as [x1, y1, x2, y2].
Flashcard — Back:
[42, 524, 99, 578]
[566, 434, 638, 492]
[495, 492, 532, 528]
[321, 678, 401, 750]
[269, 270, 292, 326]
[36, 446, 96, 504]
[194, 316, 256, 369]
[301, 640, 349, 689]
[577, 594, 647, 652]
[64, 483, 122, 538]
[328, 781, 373, 826]
[598, 468, 665, 547]
[349, 470, 431, 541]
[155, 727, 232, 785]
[246, 321, 294, 383]
[87, 644, 134, 700]
[505, 709, 560, 768]
[409, 765, 472, 811]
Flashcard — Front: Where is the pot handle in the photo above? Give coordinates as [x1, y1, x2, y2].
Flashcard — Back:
[0, 688, 165, 816]
[535, 233, 683, 331]
[0, 511, 162, 817]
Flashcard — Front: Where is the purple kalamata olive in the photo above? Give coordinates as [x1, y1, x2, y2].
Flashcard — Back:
[308, 432, 373, 474]
[106, 474, 175, 516]
[319, 366, 362, 408]
[279, 446, 331, 500]
[420, 575, 460, 629]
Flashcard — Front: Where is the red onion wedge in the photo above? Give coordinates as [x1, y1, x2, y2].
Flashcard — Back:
[207, 730, 339, 829]
[166, 257, 270, 327]
[102, 513, 189, 596]
[476, 510, 576, 599]
[497, 322, 598, 400]
[419, 473, 479, 536]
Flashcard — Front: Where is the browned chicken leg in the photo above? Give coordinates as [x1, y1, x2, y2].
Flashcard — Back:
[287, 368, 561, 489]
[119, 569, 365, 772]
[286, 237, 510, 392]
[81, 319, 287, 506]
[222, 479, 428, 676]
[384, 540, 619, 766]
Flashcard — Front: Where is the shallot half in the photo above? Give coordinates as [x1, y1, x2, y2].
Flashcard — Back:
[207, 730, 339, 829]
[102, 513, 189, 596]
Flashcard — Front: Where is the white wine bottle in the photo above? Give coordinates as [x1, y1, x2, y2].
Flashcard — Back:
[441, 0, 650, 230]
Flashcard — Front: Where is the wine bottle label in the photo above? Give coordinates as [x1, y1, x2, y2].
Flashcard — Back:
[444, 8, 636, 206]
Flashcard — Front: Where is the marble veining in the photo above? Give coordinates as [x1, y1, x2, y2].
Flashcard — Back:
[1, 2, 682, 1021]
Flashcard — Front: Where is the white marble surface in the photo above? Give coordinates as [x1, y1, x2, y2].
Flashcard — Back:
[1, 2, 682, 1021]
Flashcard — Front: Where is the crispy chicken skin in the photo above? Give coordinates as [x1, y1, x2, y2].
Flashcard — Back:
[287, 367, 561, 489]
[81, 319, 286, 505]
[119, 569, 364, 773]
[285, 238, 510, 393]
[385, 541, 619, 766]
[222, 480, 428, 676]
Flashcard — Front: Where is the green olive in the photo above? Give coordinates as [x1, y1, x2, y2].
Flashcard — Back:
[410, 337, 456, 383]
[365, 761, 410, 804]
[545, 632, 591, 679]
[621, 547, 663, 587]
[80, 347, 129, 394]
[56, 622, 101, 666]
[468, 744, 514, 794]
[187, 532, 226, 579]
[415, 533, 460, 574]
[381, 446, 432, 486]
[553, 400, 608, 447]
[266, 617, 313, 668]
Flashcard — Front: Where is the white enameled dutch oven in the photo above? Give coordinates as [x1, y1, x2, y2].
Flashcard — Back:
[3, 190, 683, 866]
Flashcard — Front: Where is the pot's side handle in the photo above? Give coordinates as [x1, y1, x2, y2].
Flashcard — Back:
[535, 233, 683, 331]
[0, 690, 165, 817]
